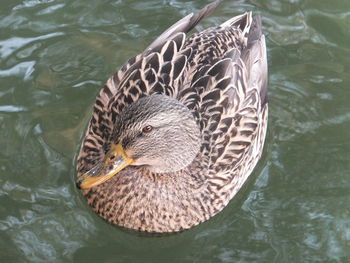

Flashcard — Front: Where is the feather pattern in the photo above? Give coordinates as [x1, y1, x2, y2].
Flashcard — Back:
[76, 2, 268, 232]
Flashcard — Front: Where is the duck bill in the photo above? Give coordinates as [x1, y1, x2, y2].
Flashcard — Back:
[76, 143, 134, 189]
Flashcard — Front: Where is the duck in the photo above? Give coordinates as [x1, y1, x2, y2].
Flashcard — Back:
[76, 1, 268, 233]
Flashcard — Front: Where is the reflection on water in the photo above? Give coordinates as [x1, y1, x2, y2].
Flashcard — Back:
[1, 0, 350, 262]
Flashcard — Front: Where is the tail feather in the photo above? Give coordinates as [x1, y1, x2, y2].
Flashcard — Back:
[247, 15, 263, 45]
[145, 1, 219, 53]
[235, 13, 267, 107]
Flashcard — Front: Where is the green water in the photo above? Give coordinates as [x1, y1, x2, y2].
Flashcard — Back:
[1, 0, 350, 262]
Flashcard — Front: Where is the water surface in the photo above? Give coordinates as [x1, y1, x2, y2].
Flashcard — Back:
[1, 0, 350, 262]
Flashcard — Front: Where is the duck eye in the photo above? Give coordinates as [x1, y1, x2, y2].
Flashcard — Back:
[142, 125, 153, 133]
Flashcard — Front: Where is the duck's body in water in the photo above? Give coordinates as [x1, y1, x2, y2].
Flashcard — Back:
[76, 2, 268, 233]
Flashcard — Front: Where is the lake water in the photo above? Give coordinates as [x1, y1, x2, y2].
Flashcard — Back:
[1, 0, 350, 262]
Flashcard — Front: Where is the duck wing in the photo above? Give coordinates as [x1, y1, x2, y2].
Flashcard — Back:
[177, 13, 268, 203]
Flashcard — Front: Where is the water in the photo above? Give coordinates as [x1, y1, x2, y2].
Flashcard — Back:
[1, 0, 350, 262]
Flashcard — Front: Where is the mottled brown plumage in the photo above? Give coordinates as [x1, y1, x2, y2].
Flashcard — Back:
[76, 2, 268, 232]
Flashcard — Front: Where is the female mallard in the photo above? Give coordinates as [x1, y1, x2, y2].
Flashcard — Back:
[76, 2, 268, 233]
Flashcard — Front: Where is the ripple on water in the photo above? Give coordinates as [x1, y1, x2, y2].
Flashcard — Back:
[1, 0, 350, 262]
